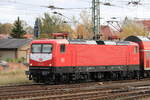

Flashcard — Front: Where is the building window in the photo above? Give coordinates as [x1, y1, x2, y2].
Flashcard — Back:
[60, 44, 65, 53]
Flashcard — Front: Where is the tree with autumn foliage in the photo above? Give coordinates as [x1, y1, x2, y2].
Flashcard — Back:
[120, 19, 149, 39]
[33, 12, 93, 39]
[72, 11, 93, 39]
[0, 23, 13, 34]
[36, 13, 73, 39]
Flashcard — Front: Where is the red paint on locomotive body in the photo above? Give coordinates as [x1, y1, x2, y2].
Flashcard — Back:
[30, 39, 139, 68]
[30, 39, 69, 67]
[26, 35, 150, 83]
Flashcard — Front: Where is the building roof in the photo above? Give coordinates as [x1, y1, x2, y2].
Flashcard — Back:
[0, 34, 11, 39]
[0, 39, 32, 49]
[101, 25, 112, 37]
[100, 25, 119, 39]
[137, 20, 150, 31]
[23, 33, 34, 39]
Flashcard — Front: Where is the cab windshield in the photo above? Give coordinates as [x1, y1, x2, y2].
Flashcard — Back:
[31, 44, 52, 53]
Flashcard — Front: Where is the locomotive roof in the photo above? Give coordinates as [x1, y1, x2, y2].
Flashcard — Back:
[31, 39, 69, 44]
[69, 40, 97, 44]
[32, 39, 138, 46]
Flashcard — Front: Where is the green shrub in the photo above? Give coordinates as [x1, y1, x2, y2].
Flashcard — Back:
[5, 57, 26, 63]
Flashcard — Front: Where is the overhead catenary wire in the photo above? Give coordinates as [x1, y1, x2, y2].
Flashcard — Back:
[0, 0, 91, 10]
[2, 0, 147, 14]
[1, 0, 150, 28]
[80, 0, 91, 3]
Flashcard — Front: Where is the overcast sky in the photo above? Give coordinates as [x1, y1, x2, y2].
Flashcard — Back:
[0, 0, 150, 26]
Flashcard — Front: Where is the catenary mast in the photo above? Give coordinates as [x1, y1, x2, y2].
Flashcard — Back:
[92, 0, 100, 40]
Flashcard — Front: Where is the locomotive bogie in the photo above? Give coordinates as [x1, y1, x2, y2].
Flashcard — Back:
[27, 68, 141, 84]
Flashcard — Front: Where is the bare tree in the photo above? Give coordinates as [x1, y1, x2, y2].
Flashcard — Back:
[72, 11, 93, 39]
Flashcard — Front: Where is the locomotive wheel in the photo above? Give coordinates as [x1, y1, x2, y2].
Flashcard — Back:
[32, 75, 40, 83]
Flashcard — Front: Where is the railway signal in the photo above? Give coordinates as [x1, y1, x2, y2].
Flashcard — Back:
[34, 18, 41, 38]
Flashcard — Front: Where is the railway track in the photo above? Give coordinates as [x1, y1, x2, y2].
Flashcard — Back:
[1, 79, 150, 100]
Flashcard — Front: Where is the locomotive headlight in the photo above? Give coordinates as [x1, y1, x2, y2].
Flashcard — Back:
[49, 64, 52, 66]
[30, 63, 32, 66]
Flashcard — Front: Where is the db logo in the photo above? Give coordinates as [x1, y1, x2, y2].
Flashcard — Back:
[39, 58, 43, 61]
[61, 58, 65, 63]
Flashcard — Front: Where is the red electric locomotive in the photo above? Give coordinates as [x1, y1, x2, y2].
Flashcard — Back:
[26, 36, 144, 84]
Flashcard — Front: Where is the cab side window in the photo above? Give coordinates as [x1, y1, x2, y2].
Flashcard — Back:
[60, 44, 66, 53]
[134, 46, 138, 54]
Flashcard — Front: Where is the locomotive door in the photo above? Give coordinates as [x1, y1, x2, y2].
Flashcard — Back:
[71, 47, 76, 67]
[145, 51, 150, 69]
[59, 44, 66, 66]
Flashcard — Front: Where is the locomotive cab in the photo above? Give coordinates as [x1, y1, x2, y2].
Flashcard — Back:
[30, 43, 53, 67]
[26, 39, 69, 83]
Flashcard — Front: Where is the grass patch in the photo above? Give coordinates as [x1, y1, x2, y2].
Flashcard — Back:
[140, 98, 150, 100]
[0, 69, 32, 85]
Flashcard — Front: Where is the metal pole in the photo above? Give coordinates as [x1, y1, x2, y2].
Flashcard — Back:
[92, 0, 95, 38]
[92, 0, 100, 40]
